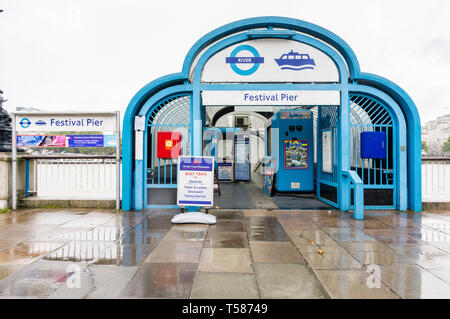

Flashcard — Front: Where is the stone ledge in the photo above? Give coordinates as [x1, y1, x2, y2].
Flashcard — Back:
[423, 202, 450, 211]
[18, 197, 116, 209]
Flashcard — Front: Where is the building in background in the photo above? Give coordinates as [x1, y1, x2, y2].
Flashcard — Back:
[422, 114, 450, 156]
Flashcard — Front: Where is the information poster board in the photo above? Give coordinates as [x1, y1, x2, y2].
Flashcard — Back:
[218, 162, 233, 181]
[284, 140, 308, 169]
[322, 129, 333, 173]
[177, 156, 214, 207]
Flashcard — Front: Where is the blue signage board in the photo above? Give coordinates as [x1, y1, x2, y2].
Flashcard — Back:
[67, 135, 104, 147]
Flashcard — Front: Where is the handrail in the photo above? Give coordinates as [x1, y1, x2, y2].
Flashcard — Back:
[19, 155, 120, 160]
[422, 157, 450, 161]
[343, 170, 364, 220]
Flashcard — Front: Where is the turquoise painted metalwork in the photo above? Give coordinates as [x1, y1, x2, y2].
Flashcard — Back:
[121, 16, 422, 215]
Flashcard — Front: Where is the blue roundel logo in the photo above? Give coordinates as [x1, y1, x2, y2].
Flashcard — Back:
[19, 118, 31, 128]
[225, 45, 264, 76]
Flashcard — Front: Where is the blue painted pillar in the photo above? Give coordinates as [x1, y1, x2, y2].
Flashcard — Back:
[338, 89, 351, 211]
[189, 88, 203, 212]
[25, 159, 29, 197]
[191, 88, 202, 156]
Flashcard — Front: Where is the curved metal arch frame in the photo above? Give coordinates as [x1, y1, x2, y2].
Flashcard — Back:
[133, 86, 193, 210]
[348, 88, 407, 210]
[122, 17, 421, 213]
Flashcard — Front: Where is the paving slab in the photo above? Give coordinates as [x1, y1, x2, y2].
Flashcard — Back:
[246, 216, 290, 242]
[302, 253, 337, 270]
[378, 264, 450, 299]
[0, 242, 64, 265]
[0, 260, 70, 297]
[209, 220, 245, 232]
[324, 227, 377, 242]
[161, 225, 208, 242]
[190, 272, 259, 299]
[120, 228, 168, 245]
[341, 242, 395, 252]
[363, 229, 423, 244]
[250, 241, 305, 264]
[85, 265, 140, 298]
[146, 242, 202, 263]
[120, 263, 197, 298]
[91, 244, 157, 266]
[255, 264, 327, 299]
[314, 269, 399, 299]
[350, 251, 412, 265]
[204, 231, 248, 248]
[198, 248, 253, 273]
[0, 265, 22, 281]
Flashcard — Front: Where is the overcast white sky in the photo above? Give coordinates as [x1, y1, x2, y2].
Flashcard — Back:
[1, 0, 449, 124]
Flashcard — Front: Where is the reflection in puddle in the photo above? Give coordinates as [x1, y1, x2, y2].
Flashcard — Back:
[246, 216, 289, 241]
[43, 241, 115, 262]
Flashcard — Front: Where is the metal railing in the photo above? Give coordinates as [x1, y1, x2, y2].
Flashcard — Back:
[422, 157, 450, 202]
[21, 155, 120, 200]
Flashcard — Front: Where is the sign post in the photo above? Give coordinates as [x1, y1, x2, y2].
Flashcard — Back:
[11, 111, 120, 210]
[172, 156, 216, 224]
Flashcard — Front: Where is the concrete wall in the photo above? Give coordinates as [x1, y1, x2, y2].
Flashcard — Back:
[0, 153, 25, 209]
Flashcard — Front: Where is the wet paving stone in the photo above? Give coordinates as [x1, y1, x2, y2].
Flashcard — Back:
[120, 263, 197, 298]
[321, 252, 364, 270]
[161, 225, 208, 242]
[291, 229, 338, 246]
[91, 244, 157, 267]
[302, 253, 337, 270]
[314, 269, 400, 299]
[363, 229, 423, 244]
[351, 251, 412, 265]
[0, 260, 69, 297]
[146, 242, 203, 263]
[346, 219, 392, 230]
[198, 248, 253, 273]
[255, 264, 327, 299]
[250, 242, 305, 264]
[378, 264, 450, 299]
[204, 231, 249, 248]
[246, 216, 290, 242]
[0, 242, 64, 265]
[324, 227, 377, 242]
[341, 242, 395, 252]
[84, 265, 139, 299]
[210, 210, 245, 220]
[120, 228, 168, 245]
[0, 265, 22, 281]
[210, 220, 245, 232]
[101, 213, 147, 231]
[191, 272, 259, 299]
[308, 216, 351, 228]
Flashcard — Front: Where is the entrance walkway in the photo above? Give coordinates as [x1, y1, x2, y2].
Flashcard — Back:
[214, 181, 332, 210]
[1, 208, 450, 298]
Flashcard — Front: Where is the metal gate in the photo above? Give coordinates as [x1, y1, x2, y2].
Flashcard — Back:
[143, 94, 191, 208]
[317, 105, 340, 207]
[349, 93, 397, 209]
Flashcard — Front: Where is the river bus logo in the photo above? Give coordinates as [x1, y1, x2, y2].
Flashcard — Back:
[19, 118, 31, 128]
[226, 45, 264, 76]
[275, 50, 316, 71]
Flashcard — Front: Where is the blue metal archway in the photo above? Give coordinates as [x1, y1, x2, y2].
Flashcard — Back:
[122, 16, 421, 214]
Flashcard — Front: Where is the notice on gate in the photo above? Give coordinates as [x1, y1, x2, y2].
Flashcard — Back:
[177, 156, 214, 207]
